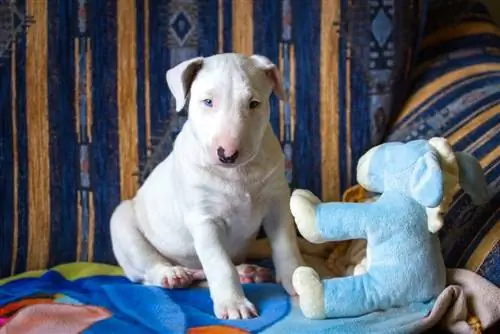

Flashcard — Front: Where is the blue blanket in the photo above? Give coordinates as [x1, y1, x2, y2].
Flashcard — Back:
[0, 263, 435, 333]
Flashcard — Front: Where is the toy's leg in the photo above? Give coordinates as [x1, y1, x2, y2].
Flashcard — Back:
[292, 267, 326, 319]
[322, 274, 382, 318]
[293, 266, 383, 319]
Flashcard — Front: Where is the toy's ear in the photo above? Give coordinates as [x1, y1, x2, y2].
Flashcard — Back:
[455, 152, 490, 205]
[166, 57, 204, 112]
[410, 151, 444, 208]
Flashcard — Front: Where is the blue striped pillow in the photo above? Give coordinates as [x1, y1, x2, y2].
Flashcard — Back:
[387, 14, 500, 286]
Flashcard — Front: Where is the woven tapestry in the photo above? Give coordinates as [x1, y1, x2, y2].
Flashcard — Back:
[0, 0, 426, 276]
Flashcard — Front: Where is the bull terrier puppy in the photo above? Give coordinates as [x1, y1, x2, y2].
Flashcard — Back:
[110, 53, 304, 320]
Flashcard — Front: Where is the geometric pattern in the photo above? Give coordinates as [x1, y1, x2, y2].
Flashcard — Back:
[0, 0, 429, 275]
[281, 0, 294, 184]
[76, 0, 91, 263]
[0, 2, 34, 66]
[371, 7, 393, 47]
[368, 0, 396, 143]
[170, 11, 193, 46]
[167, 0, 198, 48]
[167, 0, 198, 144]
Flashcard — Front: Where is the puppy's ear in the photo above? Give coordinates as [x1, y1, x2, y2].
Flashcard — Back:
[166, 57, 204, 112]
[250, 54, 286, 101]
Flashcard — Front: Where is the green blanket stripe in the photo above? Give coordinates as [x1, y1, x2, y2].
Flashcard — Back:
[0, 262, 125, 285]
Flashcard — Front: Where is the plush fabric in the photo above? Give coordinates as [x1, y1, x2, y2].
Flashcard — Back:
[290, 138, 490, 319]
[0, 0, 427, 276]
[386, 8, 500, 286]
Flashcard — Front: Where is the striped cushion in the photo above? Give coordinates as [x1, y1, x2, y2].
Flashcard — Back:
[424, 0, 489, 33]
[0, 0, 427, 276]
[387, 14, 500, 286]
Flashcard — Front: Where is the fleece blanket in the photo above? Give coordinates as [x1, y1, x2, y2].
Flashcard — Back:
[0, 262, 499, 333]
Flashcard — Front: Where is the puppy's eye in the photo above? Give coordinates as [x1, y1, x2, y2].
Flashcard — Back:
[203, 99, 213, 107]
[249, 100, 261, 109]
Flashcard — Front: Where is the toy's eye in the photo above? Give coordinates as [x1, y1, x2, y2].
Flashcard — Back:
[203, 99, 213, 107]
[249, 100, 261, 109]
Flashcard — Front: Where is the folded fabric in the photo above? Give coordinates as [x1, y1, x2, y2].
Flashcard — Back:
[422, 268, 500, 333]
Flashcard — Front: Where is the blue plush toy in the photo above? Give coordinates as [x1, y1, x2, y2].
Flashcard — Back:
[289, 137, 490, 319]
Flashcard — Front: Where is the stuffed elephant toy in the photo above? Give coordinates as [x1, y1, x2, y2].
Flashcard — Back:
[290, 137, 490, 319]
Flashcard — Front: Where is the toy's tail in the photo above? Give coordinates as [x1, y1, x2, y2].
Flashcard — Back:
[426, 137, 460, 233]
[427, 137, 490, 233]
[454, 152, 490, 205]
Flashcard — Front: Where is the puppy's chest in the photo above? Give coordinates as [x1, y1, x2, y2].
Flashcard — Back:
[212, 186, 268, 236]
[220, 187, 267, 223]
[218, 188, 267, 256]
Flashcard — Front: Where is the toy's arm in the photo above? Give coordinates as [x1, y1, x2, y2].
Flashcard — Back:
[291, 190, 378, 243]
[315, 202, 372, 240]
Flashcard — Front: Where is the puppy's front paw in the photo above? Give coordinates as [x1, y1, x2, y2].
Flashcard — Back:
[292, 266, 326, 319]
[290, 190, 324, 243]
[214, 297, 258, 320]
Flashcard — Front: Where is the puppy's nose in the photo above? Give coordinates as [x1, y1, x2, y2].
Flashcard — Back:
[217, 146, 239, 164]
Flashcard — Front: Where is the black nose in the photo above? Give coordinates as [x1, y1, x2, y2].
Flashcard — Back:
[217, 146, 239, 164]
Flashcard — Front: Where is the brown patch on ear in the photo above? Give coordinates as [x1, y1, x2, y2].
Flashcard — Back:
[250, 54, 286, 101]
[166, 57, 204, 112]
[265, 68, 286, 101]
[184, 63, 203, 91]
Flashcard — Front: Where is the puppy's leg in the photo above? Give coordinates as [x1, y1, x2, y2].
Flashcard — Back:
[110, 200, 200, 288]
[263, 193, 305, 295]
[188, 217, 257, 320]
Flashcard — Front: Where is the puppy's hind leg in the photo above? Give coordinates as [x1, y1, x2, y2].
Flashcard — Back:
[110, 200, 200, 288]
[236, 264, 274, 283]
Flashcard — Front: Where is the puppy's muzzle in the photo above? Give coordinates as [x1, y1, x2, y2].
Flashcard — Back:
[217, 146, 239, 164]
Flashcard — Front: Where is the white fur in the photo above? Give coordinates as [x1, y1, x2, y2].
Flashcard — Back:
[110, 54, 304, 320]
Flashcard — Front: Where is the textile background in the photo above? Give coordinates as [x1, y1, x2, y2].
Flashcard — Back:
[0, 0, 425, 275]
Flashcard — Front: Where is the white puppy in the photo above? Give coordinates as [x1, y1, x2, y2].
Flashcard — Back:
[110, 53, 304, 320]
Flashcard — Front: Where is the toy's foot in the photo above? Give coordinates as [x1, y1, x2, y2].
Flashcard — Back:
[292, 266, 326, 319]
[236, 264, 274, 283]
[290, 189, 324, 243]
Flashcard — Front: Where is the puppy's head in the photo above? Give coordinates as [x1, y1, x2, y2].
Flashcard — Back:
[166, 53, 285, 167]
